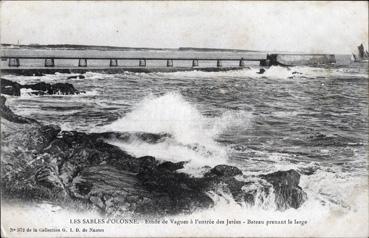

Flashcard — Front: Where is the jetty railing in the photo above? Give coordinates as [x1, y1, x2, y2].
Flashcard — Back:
[1, 56, 265, 68]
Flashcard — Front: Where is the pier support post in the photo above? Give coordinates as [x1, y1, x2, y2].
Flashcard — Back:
[192, 59, 199, 67]
[239, 58, 245, 67]
[78, 58, 87, 67]
[167, 59, 173, 67]
[110, 59, 118, 67]
[217, 60, 222, 68]
[45, 58, 55, 67]
[139, 59, 146, 67]
[8, 58, 20, 67]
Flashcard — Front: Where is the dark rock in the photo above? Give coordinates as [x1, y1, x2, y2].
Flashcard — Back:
[157, 161, 188, 172]
[259, 170, 307, 210]
[35, 165, 65, 193]
[50, 83, 81, 95]
[257, 68, 266, 74]
[74, 180, 93, 196]
[23, 82, 81, 95]
[1, 78, 81, 96]
[39, 125, 61, 143]
[1, 78, 21, 96]
[23, 82, 50, 92]
[42, 139, 70, 161]
[134, 132, 171, 143]
[136, 156, 159, 173]
[136, 165, 214, 214]
[205, 164, 243, 177]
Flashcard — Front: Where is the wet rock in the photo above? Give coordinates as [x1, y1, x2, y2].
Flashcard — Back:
[1, 78, 21, 96]
[24, 82, 50, 92]
[136, 163, 214, 214]
[260, 169, 307, 210]
[74, 180, 94, 196]
[35, 165, 65, 193]
[23, 82, 81, 95]
[136, 156, 159, 173]
[1, 78, 82, 96]
[157, 161, 188, 172]
[134, 132, 171, 143]
[30, 125, 61, 151]
[205, 164, 243, 177]
[39, 125, 62, 144]
[42, 139, 70, 162]
[257, 68, 266, 74]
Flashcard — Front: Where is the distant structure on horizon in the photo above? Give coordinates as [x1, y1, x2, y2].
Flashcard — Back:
[352, 43, 369, 62]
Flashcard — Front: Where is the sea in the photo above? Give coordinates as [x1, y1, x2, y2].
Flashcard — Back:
[1, 58, 368, 236]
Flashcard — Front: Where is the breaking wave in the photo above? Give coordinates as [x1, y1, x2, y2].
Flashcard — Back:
[97, 92, 251, 173]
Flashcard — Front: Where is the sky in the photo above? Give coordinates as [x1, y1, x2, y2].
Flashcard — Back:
[0, 1, 368, 54]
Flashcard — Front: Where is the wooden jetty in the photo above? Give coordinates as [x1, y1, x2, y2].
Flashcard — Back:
[0, 53, 336, 75]
[0, 56, 267, 75]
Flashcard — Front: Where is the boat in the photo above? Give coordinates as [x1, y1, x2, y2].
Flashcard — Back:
[352, 43, 369, 62]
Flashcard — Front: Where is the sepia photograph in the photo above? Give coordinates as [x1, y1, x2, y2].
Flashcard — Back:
[0, 1, 368, 237]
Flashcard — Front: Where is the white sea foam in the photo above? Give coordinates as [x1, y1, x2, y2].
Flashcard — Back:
[97, 92, 252, 173]
[152, 65, 368, 79]
[20, 88, 39, 98]
[154, 66, 293, 79]
[18, 89, 99, 99]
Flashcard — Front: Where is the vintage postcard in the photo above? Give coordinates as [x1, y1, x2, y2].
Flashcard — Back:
[0, 1, 368, 237]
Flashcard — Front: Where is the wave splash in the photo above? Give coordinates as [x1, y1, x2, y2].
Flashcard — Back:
[98, 92, 251, 172]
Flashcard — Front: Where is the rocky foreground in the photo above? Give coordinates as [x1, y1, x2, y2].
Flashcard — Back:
[1, 90, 307, 216]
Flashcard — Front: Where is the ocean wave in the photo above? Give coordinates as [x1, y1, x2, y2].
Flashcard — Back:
[95, 92, 252, 173]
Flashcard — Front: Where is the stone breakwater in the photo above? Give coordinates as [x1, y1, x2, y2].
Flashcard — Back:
[0, 80, 307, 216]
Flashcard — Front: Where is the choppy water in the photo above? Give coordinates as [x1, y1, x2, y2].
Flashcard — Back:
[2, 63, 368, 233]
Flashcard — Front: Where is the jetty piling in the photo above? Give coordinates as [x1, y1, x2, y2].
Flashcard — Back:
[44, 58, 55, 67]
[192, 59, 199, 67]
[110, 59, 118, 67]
[139, 59, 146, 67]
[167, 59, 173, 67]
[239, 58, 245, 67]
[217, 60, 222, 68]
[8, 58, 20, 67]
[78, 58, 87, 67]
